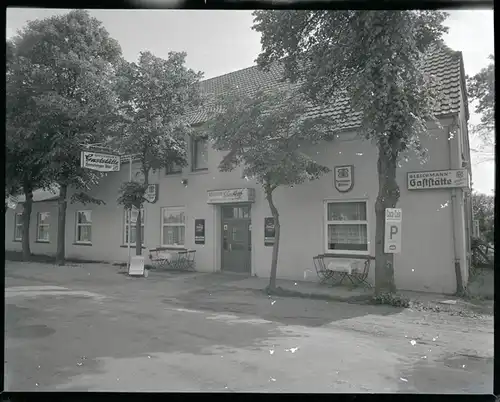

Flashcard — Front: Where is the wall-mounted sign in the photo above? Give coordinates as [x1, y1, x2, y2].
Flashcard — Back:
[384, 208, 402, 254]
[144, 184, 158, 203]
[264, 217, 275, 247]
[334, 165, 354, 193]
[195, 219, 205, 244]
[407, 169, 468, 190]
[80, 151, 120, 172]
[7, 195, 18, 209]
[207, 188, 256, 204]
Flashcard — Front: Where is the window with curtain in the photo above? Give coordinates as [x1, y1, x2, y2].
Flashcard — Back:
[37, 212, 50, 242]
[14, 213, 23, 241]
[325, 201, 368, 253]
[161, 207, 185, 247]
[76, 211, 92, 243]
[192, 137, 208, 170]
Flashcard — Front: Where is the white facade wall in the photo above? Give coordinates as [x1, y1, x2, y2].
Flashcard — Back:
[5, 117, 469, 294]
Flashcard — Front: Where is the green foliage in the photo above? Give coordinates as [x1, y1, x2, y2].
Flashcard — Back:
[207, 87, 333, 191]
[117, 181, 148, 210]
[372, 292, 410, 308]
[9, 10, 122, 191]
[472, 192, 494, 244]
[113, 51, 203, 186]
[253, 11, 449, 293]
[253, 11, 448, 158]
[467, 55, 495, 160]
[70, 192, 106, 206]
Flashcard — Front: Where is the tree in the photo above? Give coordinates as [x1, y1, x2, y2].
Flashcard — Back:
[253, 10, 450, 294]
[205, 86, 332, 291]
[10, 10, 122, 265]
[472, 191, 494, 245]
[6, 38, 55, 259]
[467, 55, 495, 163]
[114, 51, 203, 256]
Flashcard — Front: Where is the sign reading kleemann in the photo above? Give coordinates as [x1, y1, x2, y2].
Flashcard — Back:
[407, 169, 468, 190]
[80, 152, 120, 172]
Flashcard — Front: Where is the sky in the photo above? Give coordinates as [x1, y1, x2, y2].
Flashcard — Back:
[6, 8, 495, 195]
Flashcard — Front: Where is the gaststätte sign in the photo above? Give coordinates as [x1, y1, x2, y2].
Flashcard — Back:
[207, 188, 255, 204]
[407, 169, 468, 190]
[80, 151, 120, 172]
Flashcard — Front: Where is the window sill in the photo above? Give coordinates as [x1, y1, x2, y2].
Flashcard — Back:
[158, 245, 186, 250]
[120, 245, 146, 249]
[165, 172, 183, 176]
[73, 242, 93, 246]
[13, 239, 22, 242]
[189, 169, 209, 176]
[35, 240, 50, 244]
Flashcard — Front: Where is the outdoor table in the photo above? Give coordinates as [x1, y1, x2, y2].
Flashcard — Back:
[148, 247, 196, 271]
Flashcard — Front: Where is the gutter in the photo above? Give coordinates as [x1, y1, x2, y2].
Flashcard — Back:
[447, 117, 465, 293]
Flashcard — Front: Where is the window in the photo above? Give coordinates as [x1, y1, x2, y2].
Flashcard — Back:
[325, 201, 368, 254]
[14, 213, 23, 241]
[37, 212, 50, 242]
[192, 137, 208, 170]
[165, 161, 182, 175]
[161, 207, 185, 247]
[124, 208, 145, 245]
[76, 211, 92, 243]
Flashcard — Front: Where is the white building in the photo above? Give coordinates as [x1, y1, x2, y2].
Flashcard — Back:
[5, 43, 472, 294]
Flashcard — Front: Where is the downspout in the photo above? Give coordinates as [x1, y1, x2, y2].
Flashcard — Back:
[447, 117, 465, 294]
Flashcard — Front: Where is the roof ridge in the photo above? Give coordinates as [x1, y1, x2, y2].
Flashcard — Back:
[200, 63, 264, 84]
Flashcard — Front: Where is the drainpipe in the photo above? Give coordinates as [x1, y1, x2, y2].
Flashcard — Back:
[127, 155, 132, 271]
[447, 118, 464, 294]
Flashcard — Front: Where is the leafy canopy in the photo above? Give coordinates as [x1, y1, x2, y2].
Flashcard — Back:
[467, 55, 495, 155]
[472, 192, 494, 244]
[206, 87, 333, 192]
[9, 10, 122, 202]
[253, 11, 449, 160]
[114, 50, 203, 207]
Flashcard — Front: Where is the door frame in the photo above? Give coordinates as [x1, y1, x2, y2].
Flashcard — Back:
[220, 203, 252, 274]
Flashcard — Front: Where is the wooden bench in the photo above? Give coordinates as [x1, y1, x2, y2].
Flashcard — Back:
[148, 247, 196, 271]
[313, 253, 374, 288]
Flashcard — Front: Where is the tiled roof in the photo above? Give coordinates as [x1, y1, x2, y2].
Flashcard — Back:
[9, 186, 60, 204]
[187, 42, 467, 128]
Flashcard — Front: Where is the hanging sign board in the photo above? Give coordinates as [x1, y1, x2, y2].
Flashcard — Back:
[195, 219, 205, 244]
[334, 165, 354, 193]
[264, 217, 275, 247]
[80, 151, 120, 172]
[144, 184, 158, 203]
[384, 208, 402, 254]
[207, 188, 255, 204]
[407, 169, 468, 190]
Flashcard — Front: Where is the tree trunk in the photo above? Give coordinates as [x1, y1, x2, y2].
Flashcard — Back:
[135, 165, 149, 257]
[266, 187, 280, 291]
[135, 208, 142, 256]
[374, 146, 399, 295]
[21, 185, 33, 261]
[55, 184, 68, 266]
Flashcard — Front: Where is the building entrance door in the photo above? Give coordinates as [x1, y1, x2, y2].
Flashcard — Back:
[221, 205, 251, 273]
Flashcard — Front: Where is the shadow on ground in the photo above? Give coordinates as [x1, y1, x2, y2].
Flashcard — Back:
[167, 275, 405, 328]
